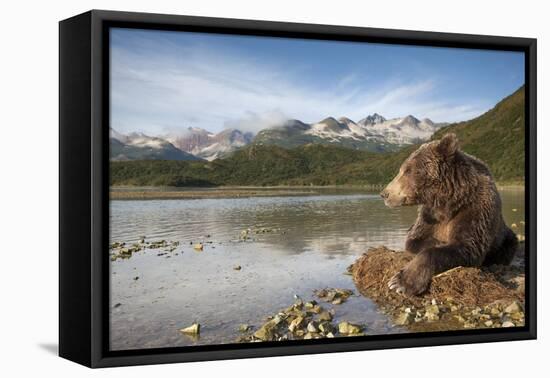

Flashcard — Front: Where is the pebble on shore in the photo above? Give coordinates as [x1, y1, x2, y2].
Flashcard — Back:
[179, 323, 200, 335]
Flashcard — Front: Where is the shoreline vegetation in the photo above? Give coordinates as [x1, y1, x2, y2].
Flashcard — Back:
[110, 183, 524, 200]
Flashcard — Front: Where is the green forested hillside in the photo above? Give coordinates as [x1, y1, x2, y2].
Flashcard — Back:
[110, 86, 525, 187]
[432, 86, 525, 181]
[110, 145, 379, 186]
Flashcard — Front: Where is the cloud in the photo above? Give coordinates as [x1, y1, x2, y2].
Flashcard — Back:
[110, 36, 489, 136]
[224, 110, 290, 133]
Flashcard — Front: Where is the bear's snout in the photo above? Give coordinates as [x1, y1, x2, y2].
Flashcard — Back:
[381, 178, 408, 208]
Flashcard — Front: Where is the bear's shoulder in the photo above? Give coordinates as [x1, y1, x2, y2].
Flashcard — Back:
[460, 151, 492, 178]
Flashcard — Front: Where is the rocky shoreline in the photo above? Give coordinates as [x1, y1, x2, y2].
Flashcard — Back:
[110, 238, 181, 260]
[110, 235, 526, 344]
[235, 288, 364, 342]
[232, 243, 526, 344]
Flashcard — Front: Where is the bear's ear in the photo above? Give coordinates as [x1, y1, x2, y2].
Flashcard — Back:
[437, 133, 459, 158]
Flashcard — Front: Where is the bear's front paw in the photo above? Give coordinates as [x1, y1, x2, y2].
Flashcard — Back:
[388, 270, 407, 294]
[387, 261, 432, 296]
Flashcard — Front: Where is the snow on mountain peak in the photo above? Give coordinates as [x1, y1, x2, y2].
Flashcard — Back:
[401, 115, 420, 124]
[110, 128, 171, 149]
[358, 113, 387, 126]
[364, 115, 443, 144]
[165, 127, 254, 161]
[110, 128, 129, 143]
[337, 116, 356, 125]
[303, 113, 445, 145]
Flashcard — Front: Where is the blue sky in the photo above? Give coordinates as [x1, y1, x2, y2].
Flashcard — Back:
[110, 27, 525, 135]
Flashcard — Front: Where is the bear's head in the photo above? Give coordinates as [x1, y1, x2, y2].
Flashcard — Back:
[380, 133, 459, 208]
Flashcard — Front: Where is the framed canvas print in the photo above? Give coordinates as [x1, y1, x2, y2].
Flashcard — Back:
[59, 10, 537, 368]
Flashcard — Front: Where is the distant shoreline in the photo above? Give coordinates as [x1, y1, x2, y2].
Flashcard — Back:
[496, 184, 526, 190]
[109, 185, 380, 200]
[110, 183, 524, 200]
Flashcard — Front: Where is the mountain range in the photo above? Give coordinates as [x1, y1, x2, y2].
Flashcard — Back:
[164, 128, 254, 161]
[254, 114, 445, 151]
[110, 86, 525, 186]
[110, 130, 202, 161]
[110, 113, 445, 161]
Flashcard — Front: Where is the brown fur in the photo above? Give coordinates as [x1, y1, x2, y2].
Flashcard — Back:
[380, 133, 518, 296]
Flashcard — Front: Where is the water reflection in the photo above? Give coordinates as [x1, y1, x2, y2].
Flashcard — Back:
[110, 194, 421, 256]
[109, 188, 525, 350]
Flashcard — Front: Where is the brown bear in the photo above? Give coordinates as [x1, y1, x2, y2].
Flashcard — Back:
[380, 133, 518, 296]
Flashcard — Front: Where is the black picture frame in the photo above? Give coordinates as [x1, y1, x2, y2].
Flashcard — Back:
[59, 9, 537, 368]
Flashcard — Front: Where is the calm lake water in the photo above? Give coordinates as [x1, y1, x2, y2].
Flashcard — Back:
[109, 187, 526, 351]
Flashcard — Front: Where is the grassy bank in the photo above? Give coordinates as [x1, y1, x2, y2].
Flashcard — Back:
[110, 182, 523, 200]
[110, 188, 323, 200]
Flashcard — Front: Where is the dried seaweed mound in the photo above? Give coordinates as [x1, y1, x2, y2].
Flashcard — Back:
[351, 246, 523, 308]
[350, 246, 525, 331]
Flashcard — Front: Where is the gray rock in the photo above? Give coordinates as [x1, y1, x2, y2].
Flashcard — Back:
[254, 319, 279, 341]
[238, 324, 250, 332]
[395, 312, 414, 326]
[318, 321, 333, 334]
[424, 304, 440, 321]
[338, 321, 362, 334]
[504, 301, 522, 314]
[288, 316, 304, 333]
[179, 323, 200, 335]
